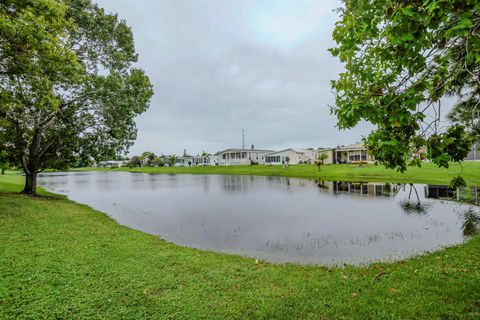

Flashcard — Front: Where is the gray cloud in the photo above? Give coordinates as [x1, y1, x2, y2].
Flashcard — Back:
[95, 0, 375, 156]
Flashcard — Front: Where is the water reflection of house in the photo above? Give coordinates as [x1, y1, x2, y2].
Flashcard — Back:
[425, 185, 479, 205]
[424, 185, 456, 199]
[425, 185, 479, 203]
[319, 181, 400, 197]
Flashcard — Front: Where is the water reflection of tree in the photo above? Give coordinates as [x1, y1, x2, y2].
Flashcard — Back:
[400, 184, 431, 215]
[400, 200, 431, 215]
[315, 180, 329, 190]
[461, 208, 480, 236]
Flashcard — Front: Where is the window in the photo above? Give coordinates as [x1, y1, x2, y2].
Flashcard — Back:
[349, 155, 360, 161]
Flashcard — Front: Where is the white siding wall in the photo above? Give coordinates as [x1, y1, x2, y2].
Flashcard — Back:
[217, 150, 269, 165]
[266, 150, 306, 165]
[318, 150, 334, 164]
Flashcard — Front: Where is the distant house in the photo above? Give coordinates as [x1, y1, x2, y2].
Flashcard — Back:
[192, 155, 211, 166]
[411, 146, 428, 161]
[208, 154, 220, 166]
[98, 160, 128, 168]
[176, 154, 193, 166]
[317, 143, 373, 164]
[216, 146, 274, 166]
[465, 142, 479, 161]
[317, 148, 336, 164]
[333, 142, 373, 164]
[265, 148, 317, 165]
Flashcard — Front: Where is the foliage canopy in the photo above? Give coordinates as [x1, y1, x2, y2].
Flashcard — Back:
[330, 0, 478, 176]
[0, 0, 153, 194]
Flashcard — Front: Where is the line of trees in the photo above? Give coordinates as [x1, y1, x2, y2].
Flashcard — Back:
[127, 152, 177, 168]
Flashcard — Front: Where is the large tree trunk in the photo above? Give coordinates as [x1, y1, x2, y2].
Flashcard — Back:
[20, 126, 42, 196]
[1, 168, 4, 175]
[22, 171, 38, 196]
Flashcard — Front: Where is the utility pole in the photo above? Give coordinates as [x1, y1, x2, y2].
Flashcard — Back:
[242, 129, 245, 149]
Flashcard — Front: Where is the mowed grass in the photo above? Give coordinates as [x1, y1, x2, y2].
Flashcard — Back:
[76, 161, 480, 185]
[0, 172, 479, 319]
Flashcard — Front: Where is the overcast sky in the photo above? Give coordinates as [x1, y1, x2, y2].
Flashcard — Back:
[93, 0, 375, 156]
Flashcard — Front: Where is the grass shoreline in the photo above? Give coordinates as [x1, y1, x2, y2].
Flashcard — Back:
[1, 172, 480, 318]
[73, 161, 480, 185]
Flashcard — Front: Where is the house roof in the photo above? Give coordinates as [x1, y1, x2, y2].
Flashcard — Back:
[336, 142, 366, 151]
[215, 148, 274, 154]
[267, 148, 315, 155]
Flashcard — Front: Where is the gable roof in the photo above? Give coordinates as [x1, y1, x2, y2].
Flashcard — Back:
[267, 148, 316, 155]
[215, 148, 274, 154]
[336, 142, 365, 151]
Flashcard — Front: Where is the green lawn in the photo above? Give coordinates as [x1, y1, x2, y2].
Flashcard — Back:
[1, 172, 479, 319]
[75, 161, 480, 185]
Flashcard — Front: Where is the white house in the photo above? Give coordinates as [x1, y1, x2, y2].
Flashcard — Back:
[465, 142, 479, 161]
[98, 160, 128, 168]
[334, 142, 373, 164]
[176, 154, 193, 166]
[265, 148, 317, 165]
[317, 148, 336, 164]
[216, 147, 274, 166]
[192, 155, 211, 166]
[208, 154, 220, 166]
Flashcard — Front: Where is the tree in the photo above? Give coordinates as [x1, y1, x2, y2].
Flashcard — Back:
[167, 155, 177, 167]
[0, 120, 9, 174]
[448, 97, 480, 144]
[150, 156, 164, 167]
[316, 153, 329, 171]
[127, 156, 142, 168]
[0, 150, 9, 175]
[330, 0, 477, 184]
[0, 0, 153, 195]
[141, 151, 155, 166]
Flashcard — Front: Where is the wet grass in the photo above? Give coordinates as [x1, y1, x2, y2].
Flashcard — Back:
[1, 172, 480, 319]
[74, 161, 480, 185]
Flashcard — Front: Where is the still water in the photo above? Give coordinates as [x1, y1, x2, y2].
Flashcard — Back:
[38, 171, 479, 265]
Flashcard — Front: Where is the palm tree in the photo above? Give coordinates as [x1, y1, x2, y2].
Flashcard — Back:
[316, 153, 329, 171]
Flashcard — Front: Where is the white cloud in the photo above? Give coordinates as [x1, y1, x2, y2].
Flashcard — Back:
[94, 0, 370, 156]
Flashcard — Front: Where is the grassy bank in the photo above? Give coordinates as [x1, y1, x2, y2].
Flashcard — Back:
[1, 172, 479, 319]
[75, 161, 480, 185]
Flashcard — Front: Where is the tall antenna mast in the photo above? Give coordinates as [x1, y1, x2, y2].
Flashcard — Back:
[242, 129, 245, 149]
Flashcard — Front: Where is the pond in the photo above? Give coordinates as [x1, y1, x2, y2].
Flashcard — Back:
[38, 171, 479, 265]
